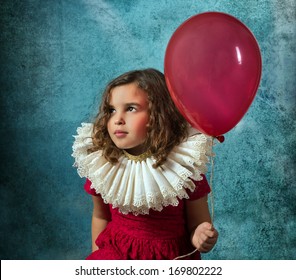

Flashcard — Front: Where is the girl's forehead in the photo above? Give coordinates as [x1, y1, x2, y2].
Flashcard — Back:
[108, 83, 148, 104]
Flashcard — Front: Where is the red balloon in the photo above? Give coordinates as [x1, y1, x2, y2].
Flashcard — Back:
[164, 12, 262, 136]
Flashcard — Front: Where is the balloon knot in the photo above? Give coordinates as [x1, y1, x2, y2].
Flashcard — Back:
[215, 135, 225, 143]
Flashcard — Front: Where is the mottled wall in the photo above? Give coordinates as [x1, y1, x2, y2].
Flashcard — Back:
[0, 0, 295, 259]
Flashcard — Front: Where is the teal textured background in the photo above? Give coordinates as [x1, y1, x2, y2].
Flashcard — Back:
[0, 0, 295, 259]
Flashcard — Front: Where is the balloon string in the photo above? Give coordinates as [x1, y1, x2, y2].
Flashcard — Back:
[174, 137, 215, 260]
[173, 248, 198, 260]
[209, 136, 215, 223]
[174, 137, 216, 260]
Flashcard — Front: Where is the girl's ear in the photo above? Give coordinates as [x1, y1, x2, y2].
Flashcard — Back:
[145, 117, 151, 128]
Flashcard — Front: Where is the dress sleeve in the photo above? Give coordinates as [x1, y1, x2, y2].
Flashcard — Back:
[187, 174, 211, 201]
[84, 179, 101, 196]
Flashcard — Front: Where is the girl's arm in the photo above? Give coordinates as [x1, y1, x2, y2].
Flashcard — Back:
[91, 195, 111, 252]
[186, 196, 218, 253]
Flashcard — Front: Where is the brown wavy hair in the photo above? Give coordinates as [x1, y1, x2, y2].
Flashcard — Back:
[89, 68, 189, 168]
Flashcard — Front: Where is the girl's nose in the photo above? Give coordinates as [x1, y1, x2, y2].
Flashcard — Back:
[115, 118, 125, 125]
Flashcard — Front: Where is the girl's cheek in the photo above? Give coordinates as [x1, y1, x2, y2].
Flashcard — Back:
[107, 120, 112, 134]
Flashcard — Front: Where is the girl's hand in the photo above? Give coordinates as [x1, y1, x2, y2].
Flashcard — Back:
[191, 222, 218, 253]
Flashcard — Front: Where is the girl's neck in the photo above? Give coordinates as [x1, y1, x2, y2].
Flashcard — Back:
[122, 150, 152, 162]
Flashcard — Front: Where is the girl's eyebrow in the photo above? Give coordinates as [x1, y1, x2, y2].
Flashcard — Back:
[108, 102, 142, 108]
[125, 102, 141, 107]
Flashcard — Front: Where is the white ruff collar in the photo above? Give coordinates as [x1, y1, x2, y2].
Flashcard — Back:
[72, 123, 213, 215]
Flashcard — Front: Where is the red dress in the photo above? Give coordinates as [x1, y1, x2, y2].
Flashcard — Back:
[84, 175, 211, 260]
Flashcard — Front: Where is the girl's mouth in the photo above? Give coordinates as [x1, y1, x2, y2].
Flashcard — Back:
[114, 130, 128, 137]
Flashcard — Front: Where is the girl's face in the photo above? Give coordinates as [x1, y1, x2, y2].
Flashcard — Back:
[107, 82, 149, 155]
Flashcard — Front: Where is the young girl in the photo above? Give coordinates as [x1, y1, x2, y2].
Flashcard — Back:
[72, 68, 218, 260]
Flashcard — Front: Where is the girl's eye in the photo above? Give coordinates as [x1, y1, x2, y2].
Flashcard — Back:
[108, 107, 116, 114]
[127, 106, 136, 112]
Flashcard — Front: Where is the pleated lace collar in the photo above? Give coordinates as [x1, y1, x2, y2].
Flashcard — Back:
[72, 123, 212, 215]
